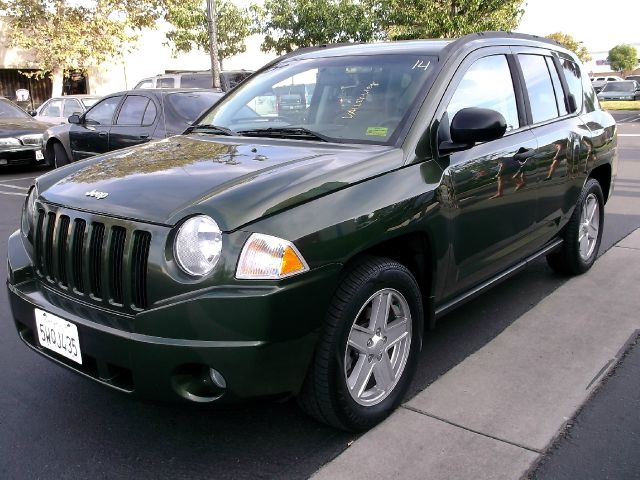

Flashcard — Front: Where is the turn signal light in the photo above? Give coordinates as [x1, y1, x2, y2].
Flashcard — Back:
[236, 233, 309, 279]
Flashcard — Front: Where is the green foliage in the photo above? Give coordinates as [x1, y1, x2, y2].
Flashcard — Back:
[371, 0, 524, 40]
[254, 0, 378, 55]
[545, 32, 591, 63]
[0, 0, 174, 77]
[165, 0, 251, 68]
[607, 44, 638, 73]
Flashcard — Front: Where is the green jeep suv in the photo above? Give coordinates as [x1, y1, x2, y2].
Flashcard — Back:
[8, 32, 617, 431]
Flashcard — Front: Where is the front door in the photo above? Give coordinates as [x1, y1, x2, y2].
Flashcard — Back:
[108, 95, 158, 152]
[435, 52, 539, 298]
[70, 95, 123, 160]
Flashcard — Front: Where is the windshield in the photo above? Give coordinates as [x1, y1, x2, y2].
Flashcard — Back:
[166, 91, 224, 121]
[198, 54, 436, 144]
[0, 99, 30, 118]
[602, 82, 635, 92]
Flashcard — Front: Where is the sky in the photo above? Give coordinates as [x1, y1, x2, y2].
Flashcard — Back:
[516, 0, 639, 52]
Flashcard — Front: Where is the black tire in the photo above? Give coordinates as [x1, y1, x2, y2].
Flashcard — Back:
[546, 178, 604, 275]
[297, 256, 423, 431]
[52, 142, 69, 168]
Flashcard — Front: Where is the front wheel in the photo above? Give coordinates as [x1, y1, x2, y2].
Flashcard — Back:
[547, 178, 604, 275]
[298, 257, 423, 431]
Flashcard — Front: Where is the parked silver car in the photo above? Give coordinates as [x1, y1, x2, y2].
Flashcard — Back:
[590, 75, 624, 93]
[31, 95, 101, 125]
[597, 81, 640, 101]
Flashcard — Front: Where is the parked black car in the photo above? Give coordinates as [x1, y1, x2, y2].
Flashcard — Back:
[10, 33, 616, 431]
[43, 89, 224, 168]
[0, 97, 49, 168]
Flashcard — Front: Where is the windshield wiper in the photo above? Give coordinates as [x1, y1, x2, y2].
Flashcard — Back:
[187, 124, 240, 136]
[237, 127, 331, 142]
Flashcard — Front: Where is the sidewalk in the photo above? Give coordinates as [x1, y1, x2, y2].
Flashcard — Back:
[313, 229, 640, 480]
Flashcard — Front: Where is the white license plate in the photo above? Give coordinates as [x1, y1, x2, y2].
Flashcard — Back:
[35, 151, 44, 161]
[35, 308, 82, 364]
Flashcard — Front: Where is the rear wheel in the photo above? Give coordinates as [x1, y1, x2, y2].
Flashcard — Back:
[298, 256, 422, 431]
[52, 142, 69, 168]
[546, 178, 604, 275]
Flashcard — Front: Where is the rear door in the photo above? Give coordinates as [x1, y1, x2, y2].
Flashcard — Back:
[69, 95, 123, 160]
[512, 48, 590, 246]
[434, 49, 539, 298]
[108, 94, 158, 152]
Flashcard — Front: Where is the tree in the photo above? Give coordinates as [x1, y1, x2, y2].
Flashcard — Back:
[165, 0, 251, 72]
[370, 0, 524, 40]
[0, 0, 174, 95]
[255, 0, 378, 55]
[608, 44, 638, 75]
[545, 32, 591, 63]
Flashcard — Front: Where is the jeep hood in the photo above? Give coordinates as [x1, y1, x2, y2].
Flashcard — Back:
[38, 135, 402, 230]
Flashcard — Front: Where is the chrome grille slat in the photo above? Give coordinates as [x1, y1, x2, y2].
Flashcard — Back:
[89, 223, 105, 299]
[72, 219, 86, 293]
[56, 215, 71, 286]
[131, 231, 151, 309]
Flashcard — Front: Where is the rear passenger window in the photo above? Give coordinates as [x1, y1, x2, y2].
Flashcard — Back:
[561, 59, 584, 113]
[544, 57, 568, 116]
[447, 55, 520, 131]
[117, 96, 150, 125]
[518, 54, 558, 123]
[142, 101, 157, 125]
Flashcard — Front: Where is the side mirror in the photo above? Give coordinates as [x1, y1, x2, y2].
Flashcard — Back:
[68, 114, 81, 124]
[439, 107, 507, 154]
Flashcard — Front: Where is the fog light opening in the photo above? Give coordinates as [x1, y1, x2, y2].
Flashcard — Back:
[171, 363, 227, 403]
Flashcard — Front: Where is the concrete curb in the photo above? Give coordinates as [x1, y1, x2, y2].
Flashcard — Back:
[313, 229, 640, 480]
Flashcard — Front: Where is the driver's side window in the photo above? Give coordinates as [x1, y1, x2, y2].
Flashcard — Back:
[84, 96, 123, 125]
[447, 55, 520, 132]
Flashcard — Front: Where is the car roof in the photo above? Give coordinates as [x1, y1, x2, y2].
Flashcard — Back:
[255, 31, 575, 74]
[106, 88, 224, 96]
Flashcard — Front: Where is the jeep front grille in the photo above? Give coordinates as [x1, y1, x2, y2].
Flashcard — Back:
[34, 208, 152, 309]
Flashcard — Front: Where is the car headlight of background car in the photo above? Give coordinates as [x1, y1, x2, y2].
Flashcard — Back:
[21, 185, 37, 239]
[0, 137, 22, 148]
[174, 215, 223, 277]
[236, 233, 309, 279]
[19, 134, 44, 146]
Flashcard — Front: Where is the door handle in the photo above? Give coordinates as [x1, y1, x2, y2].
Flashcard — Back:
[139, 134, 149, 139]
[98, 131, 107, 137]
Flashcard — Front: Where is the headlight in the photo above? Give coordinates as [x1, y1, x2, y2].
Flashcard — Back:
[22, 185, 37, 238]
[0, 137, 21, 147]
[19, 134, 43, 146]
[236, 233, 309, 280]
[174, 215, 222, 277]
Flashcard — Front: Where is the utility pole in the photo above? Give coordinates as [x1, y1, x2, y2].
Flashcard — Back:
[206, 0, 221, 89]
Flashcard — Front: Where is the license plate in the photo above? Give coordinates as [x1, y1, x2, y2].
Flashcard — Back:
[35, 308, 82, 364]
[35, 151, 44, 161]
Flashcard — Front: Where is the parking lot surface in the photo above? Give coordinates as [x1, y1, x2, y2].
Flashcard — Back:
[1, 118, 638, 479]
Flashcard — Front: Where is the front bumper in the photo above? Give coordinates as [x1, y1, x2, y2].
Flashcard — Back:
[0, 146, 44, 166]
[8, 230, 341, 403]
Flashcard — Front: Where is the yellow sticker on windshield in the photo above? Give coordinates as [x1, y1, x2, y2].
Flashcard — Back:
[366, 127, 389, 137]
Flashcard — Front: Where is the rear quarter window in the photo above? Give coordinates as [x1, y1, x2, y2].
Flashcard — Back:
[561, 59, 585, 113]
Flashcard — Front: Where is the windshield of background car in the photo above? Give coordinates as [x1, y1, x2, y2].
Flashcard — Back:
[198, 54, 437, 144]
[166, 91, 224, 121]
[0, 99, 30, 118]
[601, 82, 635, 92]
[81, 97, 100, 108]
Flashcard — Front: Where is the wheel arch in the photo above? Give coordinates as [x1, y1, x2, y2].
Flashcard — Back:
[588, 162, 612, 203]
[341, 231, 436, 334]
[45, 137, 72, 166]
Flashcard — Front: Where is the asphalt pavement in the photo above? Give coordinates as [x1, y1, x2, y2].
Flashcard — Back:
[0, 115, 638, 479]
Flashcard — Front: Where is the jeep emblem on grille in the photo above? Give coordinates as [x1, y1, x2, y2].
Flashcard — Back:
[85, 189, 109, 200]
